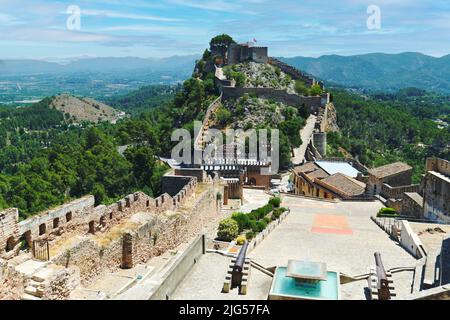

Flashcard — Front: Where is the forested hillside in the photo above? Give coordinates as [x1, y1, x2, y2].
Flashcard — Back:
[0, 60, 220, 218]
[1, 35, 448, 219]
[327, 89, 450, 182]
[280, 53, 450, 94]
[106, 85, 178, 115]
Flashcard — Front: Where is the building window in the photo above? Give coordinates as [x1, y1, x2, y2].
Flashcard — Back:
[53, 218, 59, 229]
[66, 212, 72, 222]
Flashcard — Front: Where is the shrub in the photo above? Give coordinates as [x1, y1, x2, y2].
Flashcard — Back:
[250, 220, 259, 233]
[217, 218, 239, 242]
[377, 207, 398, 217]
[295, 80, 310, 95]
[236, 235, 246, 245]
[215, 107, 232, 126]
[269, 197, 281, 208]
[310, 84, 323, 96]
[256, 220, 267, 232]
[231, 212, 250, 232]
[272, 210, 282, 220]
[246, 231, 255, 240]
[263, 216, 271, 225]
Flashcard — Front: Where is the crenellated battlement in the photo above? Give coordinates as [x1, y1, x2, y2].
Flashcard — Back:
[0, 175, 200, 260]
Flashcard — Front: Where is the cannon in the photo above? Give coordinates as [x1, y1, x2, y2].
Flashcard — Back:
[231, 241, 249, 287]
[374, 252, 391, 300]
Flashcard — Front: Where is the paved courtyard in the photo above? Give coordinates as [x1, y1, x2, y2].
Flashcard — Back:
[172, 196, 419, 300]
[249, 196, 417, 276]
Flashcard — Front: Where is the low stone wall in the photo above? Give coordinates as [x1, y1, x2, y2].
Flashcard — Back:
[42, 266, 80, 300]
[222, 86, 327, 113]
[381, 183, 420, 200]
[0, 260, 25, 300]
[49, 179, 222, 286]
[0, 176, 199, 261]
[150, 235, 205, 300]
[400, 220, 426, 259]
[410, 285, 450, 300]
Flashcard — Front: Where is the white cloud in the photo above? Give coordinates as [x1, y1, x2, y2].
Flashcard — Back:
[0, 12, 22, 26]
[81, 9, 183, 22]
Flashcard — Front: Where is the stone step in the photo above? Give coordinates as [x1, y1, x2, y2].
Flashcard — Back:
[21, 293, 41, 301]
[24, 285, 44, 298]
[25, 286, 44, 298]
[28, 279, 48, 289]
[31, 265, 57, 282]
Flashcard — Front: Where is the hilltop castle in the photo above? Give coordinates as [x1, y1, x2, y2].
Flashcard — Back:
[211, 41, 268, 65]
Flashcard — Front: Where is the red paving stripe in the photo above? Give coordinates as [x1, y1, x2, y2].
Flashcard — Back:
[311, 227, 353, 235]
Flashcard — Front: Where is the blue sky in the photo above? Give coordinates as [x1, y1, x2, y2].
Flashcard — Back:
[0, 0, 449, 60]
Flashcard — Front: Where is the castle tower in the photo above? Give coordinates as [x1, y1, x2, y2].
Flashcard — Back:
[313, 132, 327, 158]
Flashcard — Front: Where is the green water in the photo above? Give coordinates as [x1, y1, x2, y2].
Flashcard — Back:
[271, 267, 339, 300]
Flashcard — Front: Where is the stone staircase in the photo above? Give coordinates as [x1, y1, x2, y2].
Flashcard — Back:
[22, 264, 61, 300]
[12, 258, 69, 300]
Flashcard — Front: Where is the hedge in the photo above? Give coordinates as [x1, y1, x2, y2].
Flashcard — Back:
[217, 218, 239, 241]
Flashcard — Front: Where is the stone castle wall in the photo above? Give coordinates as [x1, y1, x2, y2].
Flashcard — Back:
[221, 86, 328, 113]
[50, 178, 223, 285]
[381, 183, 420, 200]
[0, 176, 199, 260]
[0, 209, 20, 258]
[0, 261, 25, 300]
[268, 57, 324, 89]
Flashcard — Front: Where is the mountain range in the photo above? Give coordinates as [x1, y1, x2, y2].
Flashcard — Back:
[279, 52, 450, 94]
[1, 52, 450, 98]
[0, 55, 199, 75]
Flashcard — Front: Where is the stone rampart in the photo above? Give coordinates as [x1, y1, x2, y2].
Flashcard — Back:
[381, 183, 420, 200]
[0, 176, 199, 260]
[268, 57, 324, 89]
[222, 86, 327, 113]
[49, 178, 222, 286]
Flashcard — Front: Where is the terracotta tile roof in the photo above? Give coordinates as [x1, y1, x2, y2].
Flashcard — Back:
[320, 173, 366, 197]
[368, 162, 412, 179]
[293, 162, 329, 179]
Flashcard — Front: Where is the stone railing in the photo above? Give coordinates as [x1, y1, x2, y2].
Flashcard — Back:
[381, 183, 420, 200]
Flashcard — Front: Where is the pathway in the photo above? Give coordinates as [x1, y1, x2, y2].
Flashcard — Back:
[292, 114, 317, 165]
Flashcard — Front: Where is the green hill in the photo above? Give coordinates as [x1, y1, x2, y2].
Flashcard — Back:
[280, 52, 450, 93]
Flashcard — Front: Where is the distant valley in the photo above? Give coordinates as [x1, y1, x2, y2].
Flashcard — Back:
[0, 56, 198, 104]
[1, 52, 450, 105]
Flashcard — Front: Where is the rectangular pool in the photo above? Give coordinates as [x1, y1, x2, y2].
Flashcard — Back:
[269, 267, 340, 300]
